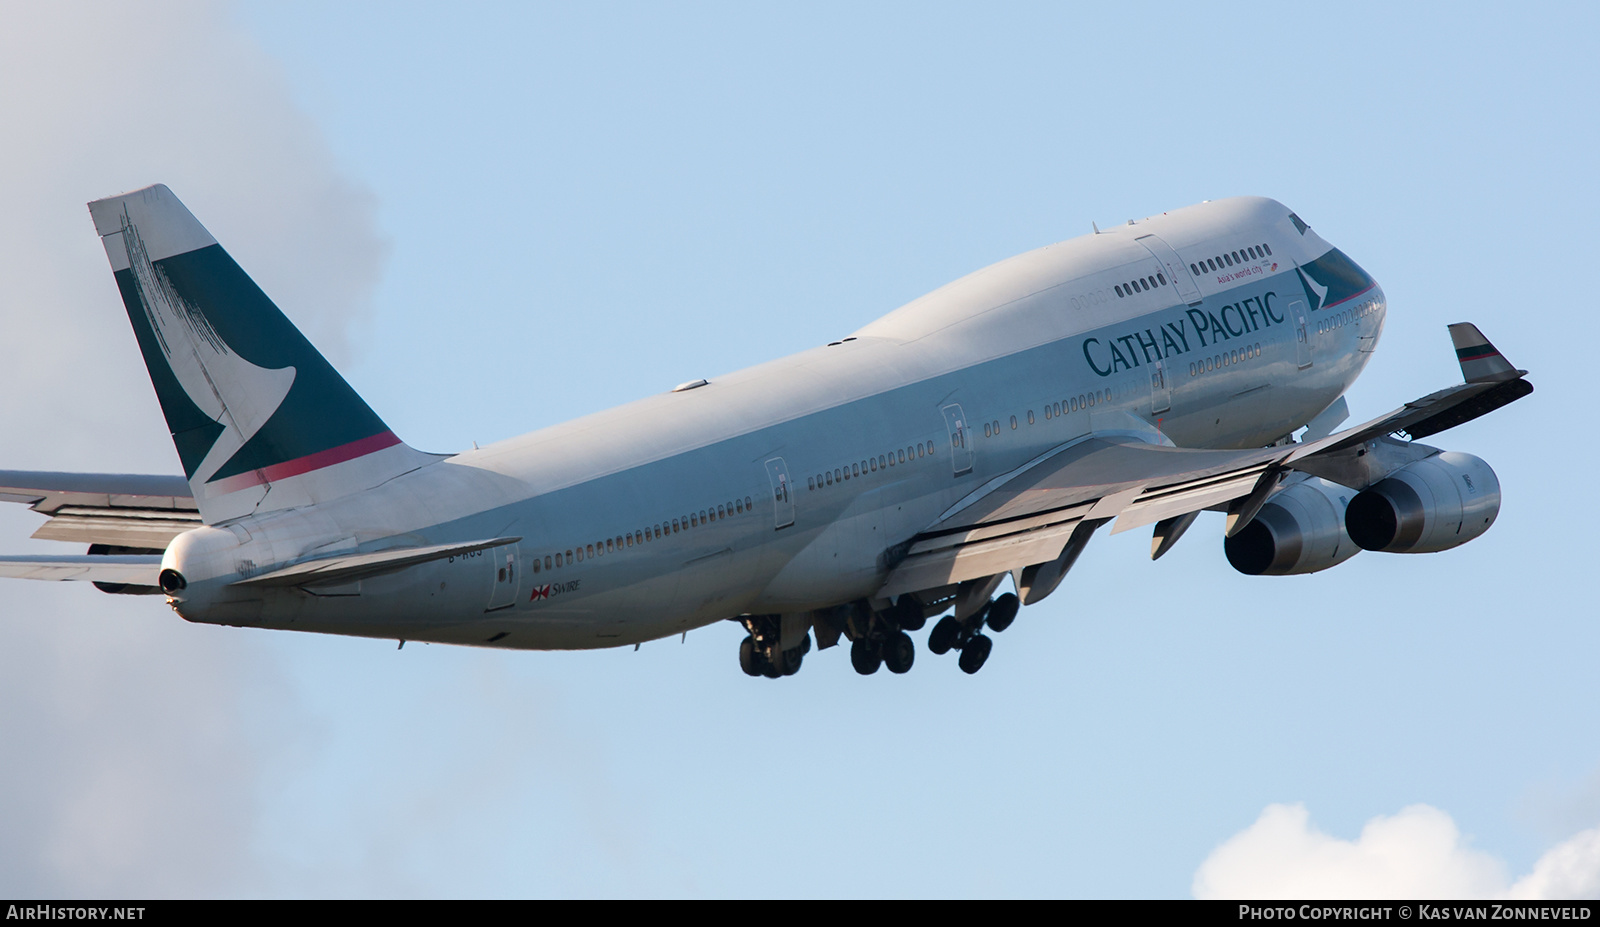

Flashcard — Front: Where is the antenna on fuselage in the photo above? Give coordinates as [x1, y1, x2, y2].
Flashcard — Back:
[1092, 221, 1100, 234]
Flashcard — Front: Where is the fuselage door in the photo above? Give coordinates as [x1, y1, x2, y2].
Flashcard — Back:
[1290, 299, 1314, 369]
[486, 542, 520, 612]
[1150, 358, 1172, 414]
[941, 404, 973, 476]
[764, 457, 795, 529]
[1136, 234, 1203, 306]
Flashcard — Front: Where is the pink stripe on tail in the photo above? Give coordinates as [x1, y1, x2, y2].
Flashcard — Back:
[205, 431, 403, 495]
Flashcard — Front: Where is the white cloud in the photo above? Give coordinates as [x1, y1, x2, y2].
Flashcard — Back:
[1194, 803, 1600, 900]
[0, 2, 385, 896]
[1505, 826, 1600, 900]
[0, 2, 385, 471]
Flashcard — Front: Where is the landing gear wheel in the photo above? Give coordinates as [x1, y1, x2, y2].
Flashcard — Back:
[779, 648, 804, 676]
[928, 616, 960, 655]
[958, 634, 993, 674]
[850, 638, 882, 675]
[895, 600, 927, 633]
[883, 631, 915, 674]
[986, 593, 1019, 633]
[739, 636, 761, 677]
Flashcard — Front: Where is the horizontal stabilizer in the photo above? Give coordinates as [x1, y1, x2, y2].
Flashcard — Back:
[234, 537, 521, 588]
[0, 471, 194, 505]
[0, 554, 162, 584]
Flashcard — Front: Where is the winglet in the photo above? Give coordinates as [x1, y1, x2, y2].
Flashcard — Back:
[1449, 323, 1523, 384]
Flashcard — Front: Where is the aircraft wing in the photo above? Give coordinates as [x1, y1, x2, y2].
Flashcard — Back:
[0, 470, 199, 550]
[879, 438, 1284, 597]
[880, 323, 1531, 600]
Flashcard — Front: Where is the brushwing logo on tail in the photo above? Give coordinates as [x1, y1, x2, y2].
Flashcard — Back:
[120, 210, 295, 493]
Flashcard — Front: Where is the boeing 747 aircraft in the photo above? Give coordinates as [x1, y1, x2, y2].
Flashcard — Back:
[0, 186, 1531, 677]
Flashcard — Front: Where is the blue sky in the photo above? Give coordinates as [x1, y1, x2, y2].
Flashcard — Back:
[0, 1, 1595, 897]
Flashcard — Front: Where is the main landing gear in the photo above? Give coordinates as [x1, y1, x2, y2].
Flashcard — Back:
[927, 592, 1018, 674]
[738, 615, 810, 678]
[850, 630, 916, 675]
[845, 597, 922, 675]
[733, 589, 1022, 678]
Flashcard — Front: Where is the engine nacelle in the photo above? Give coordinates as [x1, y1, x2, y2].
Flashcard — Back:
[1344, 451, 1500, 553]
[1225, 477, 1362, 576]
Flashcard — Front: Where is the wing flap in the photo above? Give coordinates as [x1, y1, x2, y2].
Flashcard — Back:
[880, 518, 1083, 598]
[928, 438, 1284, 535]
[1109, 467, 1269, 534]
[30, 510, 202, 548]
[908, 500, 1096, 555]
[0, 470, 199, 549]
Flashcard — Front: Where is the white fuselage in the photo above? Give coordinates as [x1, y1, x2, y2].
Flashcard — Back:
[163, 196, 1386, 649]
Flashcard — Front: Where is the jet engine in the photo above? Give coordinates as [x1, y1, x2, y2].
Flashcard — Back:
[1343, 451, 1500, 553]
[1224, 477, 1361, 576]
